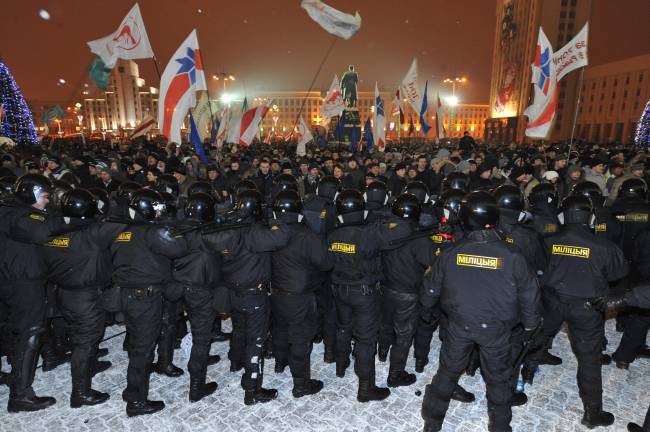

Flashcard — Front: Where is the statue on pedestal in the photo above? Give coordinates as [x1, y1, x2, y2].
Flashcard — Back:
[340, 65, 358, 108]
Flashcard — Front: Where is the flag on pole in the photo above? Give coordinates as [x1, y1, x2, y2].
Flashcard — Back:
[129, 115, 155, 139]
[300, 0, 361, 40]
[87, 3, 154, 69]
[373, 83, 386, 152]
[239, 102, 271, 147]
[88, 56, 112, 90]
[334, 115, 345, 141]
[435, 92, 445, 139]
[524, 27, 558, 139]
[419, 80, 431, 135]
[320, 75, 345, 119]
[363, 117, 374, 152]
[189, 111, 209, 164]
[408, 115, 415, 136]
[400, 58, 422, 113]
[241, 97, 248, 114]
[391, 89, 404, 123]
[349, 127, 359, 153]
[42, 105, 65, 125]
[554, 22, 589, 82]
[191, 91, 213, 142]
[296, 117, 313, 156]
[158, 30, 207, 145]
[226, 113, 242, 145]
[215, 107, 230, 150]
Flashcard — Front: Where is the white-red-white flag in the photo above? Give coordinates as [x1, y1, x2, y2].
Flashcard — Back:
[373, 83, 386, 152]
[129, 115, 155, 139]
[320, 75, 345, 119]
[157, 30, 207, 145]
[524, 27, 558, 139]
[239, 102, 271, 147]
[87, 3, 154, 68]
[296, 117, 313, 156]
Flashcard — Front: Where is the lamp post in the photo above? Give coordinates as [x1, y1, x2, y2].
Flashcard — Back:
[442, 77, 467, 137]
[212, 72, 236, 104]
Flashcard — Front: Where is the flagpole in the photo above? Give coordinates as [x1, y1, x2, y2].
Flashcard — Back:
[568, 66, 585, 153]
[151, 56, 162, 81]
[290, 36, 338, 142]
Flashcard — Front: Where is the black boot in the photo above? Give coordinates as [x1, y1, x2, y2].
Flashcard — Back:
[207, 354, 221, 365]
[92, 359, 112, 376]
[521, 364, 536, 385]
[244, 387, 278, 405]
[511, 391, 528, 406]
[70, 356, 109, 408]
[40, 335, 70, 372]
[336, 358, 350, 378]
[451, 384, 475, 403]
[292, 378, 324, 398]
[323, 348, 335, 364]
[415, 358, 428, 373]
[600, 353, 612, 365]
[581, 403, 615, 429]
[357, 375, 390, 402]
[8, 333, 56, 413]
[387, 370, 416, 387]
[188, 373, 218, 403]
[628, 423, 647, 432]
[0, 370, 9, 386]
[538, 350, 562, 366]
[378, 346, 389, 362]
[96, 347, 109, 358]
[126, 400, 165, 417]
[230, 360, 244, 372]
[153, 326, 183, 378]
[211, 318, 231, 342]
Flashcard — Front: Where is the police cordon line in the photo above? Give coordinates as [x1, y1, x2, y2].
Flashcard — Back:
[1, 142, 650, 432]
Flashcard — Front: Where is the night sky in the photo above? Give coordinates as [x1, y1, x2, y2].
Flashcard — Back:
[2, 0, 648, 105]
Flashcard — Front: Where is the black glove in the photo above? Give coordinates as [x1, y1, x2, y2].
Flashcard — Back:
[585, 294, 627, 313]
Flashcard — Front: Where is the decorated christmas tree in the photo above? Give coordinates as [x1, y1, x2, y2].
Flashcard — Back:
[0, 60, 38, 145]
[635, 99, 650, 148]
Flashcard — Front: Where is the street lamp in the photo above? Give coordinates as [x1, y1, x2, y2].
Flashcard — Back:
[212, 72, 236, 96]
[442, 77, 467, 137]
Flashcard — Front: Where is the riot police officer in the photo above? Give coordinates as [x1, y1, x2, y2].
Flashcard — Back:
[43, 189, 125, 408]
[0, 174, 56, 412]
[327, 189, 411, 402]
[420, 191, 541, 432]
[270, 190, 332, 398]
[378, 193, 430, 388]
[172, 192, 223, 402]
[527, 183, 560, 238]
[364, 180, 392, 223]
[571, 181, 623, 246]
[111, 188, 187, 416]
[303, 176, 340, 362]
[203, 189, 291, 405]
[538, 195, 627, 428]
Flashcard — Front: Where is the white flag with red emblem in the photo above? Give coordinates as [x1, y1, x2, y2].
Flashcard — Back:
[239, 102, 272, 147]
[301, 0, 361, 40]
[158, 30, 207, 145]
[320, 75, 345, 119]
[87, 3, 154, 69]
[400, 58, 422, 114]
[296, 117, 313, 156]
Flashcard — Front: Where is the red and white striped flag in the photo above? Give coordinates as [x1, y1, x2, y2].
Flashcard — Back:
[239, 102, 271, 147]
[130, 115, 155, 139]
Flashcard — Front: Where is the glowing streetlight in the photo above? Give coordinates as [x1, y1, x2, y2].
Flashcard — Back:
[442, 77, 467, 137]
[212, 72, 236, 96]
[57, 78, 66, 85]
[221, 93, 233, 105]
[446, 96, 459, 106]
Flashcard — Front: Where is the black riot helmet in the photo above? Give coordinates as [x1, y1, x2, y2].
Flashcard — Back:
[51, 179, 73, 210]
[118, 181, 141, 201]
[435, 188, 466, 222]
[316, 175, 341, 201]
[61, 189, 97, 219]
[459, 191, 499, 231]
[160, 192, 178, 218]
[442, 172, 469, 193]
[404, 181, 430, 205]
[493, 184, 525, 211]
[335, 189, 365, 215]
[129, 188, 165, 221]
[273, 189, 303, 214]
[273, 173, 299, 192]
[13, 174, 53, 205]
[364, 180, 389, 205]
[0, 176, 16, 198]
[528, 183, 558, 210]
[236, 189, 264, 220]
[187, 181, 214, 198]
[560, 194, 593, 226]
[88, 187, 110, 215]
[185, 192, 216, 222]
[233, 179, 258, 198]
[155, 174, 179, 197]
[571, 181, 604, 206]
[392, 193, 421, 220]
[618, 178, 648, 201]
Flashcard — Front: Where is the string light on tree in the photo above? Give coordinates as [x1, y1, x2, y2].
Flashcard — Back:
[635, 99, 650, 148]
[0, 61, 38, 145]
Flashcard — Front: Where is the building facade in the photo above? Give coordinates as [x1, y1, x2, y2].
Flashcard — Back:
[486, 0, 592, 143]
[574, 54, 650, 143]
[83, 59, 158, 133]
